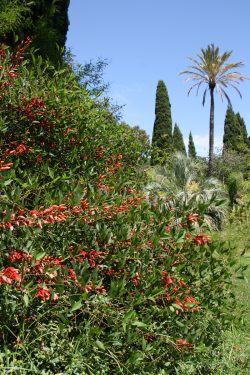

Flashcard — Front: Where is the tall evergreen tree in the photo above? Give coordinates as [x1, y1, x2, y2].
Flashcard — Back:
[151, 80, 172, 164]
[223, 106, 236, 151]
[235, 112, 248, 144]
[188, 132, 197, 159]
[0, 0, 70, 65]
[223, 107, 249, 153]
[173, 123, 186, 155]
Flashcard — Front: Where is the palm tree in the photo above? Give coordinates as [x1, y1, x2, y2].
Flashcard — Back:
[146, 153, 228, 230]
[180, 44, 248, 175]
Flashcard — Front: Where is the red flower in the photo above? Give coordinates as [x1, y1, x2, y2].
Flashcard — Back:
[9, 250, 26, 262]
[0, 161, 13, 171]
[187, 213, 199, 223]
[36, 154, 43, 162]
[35, 286, 50, 300]
[162, 271, 173, 288]
[68, 268, 77, 280]
[193, 234, 211, 245]
[131, 272, 140, 287]
[0, 267, 21, 285]
[176, 339, 193, 350]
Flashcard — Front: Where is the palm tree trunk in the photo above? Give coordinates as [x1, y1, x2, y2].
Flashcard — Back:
[208, 87, 215, 175]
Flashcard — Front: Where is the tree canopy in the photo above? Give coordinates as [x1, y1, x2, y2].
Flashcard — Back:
[180, 44, 248, 174]
[0, 0, 70, 65]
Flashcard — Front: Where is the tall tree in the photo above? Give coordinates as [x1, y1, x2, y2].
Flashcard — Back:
[223, 107, 249, 153]
[151, 80, 172, 164]
[188, 132, 197, 159]
[173, 123, 186, 155]
[223, 106, 237, 151]
[0, 0, 70, 65]
[235, 113, 248, 145]
[180, 44, 248, 175]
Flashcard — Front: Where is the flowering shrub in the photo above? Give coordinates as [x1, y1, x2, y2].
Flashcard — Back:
[0, 40, 239, 374]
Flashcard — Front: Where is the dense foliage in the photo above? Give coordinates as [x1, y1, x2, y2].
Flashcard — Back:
[0, 0, 70, 64]
[0, 40, 244, 374]
[223, 106, 249, 154]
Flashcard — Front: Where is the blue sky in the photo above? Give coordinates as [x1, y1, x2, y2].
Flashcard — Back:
[66, 0, 250, 156]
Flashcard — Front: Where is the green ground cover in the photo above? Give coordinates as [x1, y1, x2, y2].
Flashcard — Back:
[214, 205, 250, 374]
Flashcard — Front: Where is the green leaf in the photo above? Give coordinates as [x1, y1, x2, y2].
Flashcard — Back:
[172, 303, 183, 311]
[96, 340, 105, 350]
[131, 321, 147, 328]
[3, 180, 12, 186]
[71, 300, 83, 312]
[48, 167, 54, 179]
[35, 252, 46, 261]
[23, 294, 29, 307]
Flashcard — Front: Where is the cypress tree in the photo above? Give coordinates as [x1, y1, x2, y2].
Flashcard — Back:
[188, 132, 196, 159]
[151, 80, 172, 164]
[172, 123, 186, 155]
[223, 106, 237, 151]
[235, 113, 248, 144]
[223, 107, 249, 153]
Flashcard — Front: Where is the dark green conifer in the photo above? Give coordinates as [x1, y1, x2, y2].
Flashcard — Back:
[188, 132, 196, 159]
[151, 80, 172, 164]
[223, 106, 237, 151]
[0, 0, 70, 65]
[172, 123, 186, 155]
[235, 113, 248, 144]
[223, 107, 249, 153]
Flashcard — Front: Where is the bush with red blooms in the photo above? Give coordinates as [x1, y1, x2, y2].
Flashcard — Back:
[0, 40, 239, 374]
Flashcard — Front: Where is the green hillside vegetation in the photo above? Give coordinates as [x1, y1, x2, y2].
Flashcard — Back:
[0, 5, 250, 374]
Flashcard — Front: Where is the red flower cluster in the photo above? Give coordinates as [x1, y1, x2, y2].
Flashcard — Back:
[4, 143, 33, 156]
[10, 37, 32, 62]
[6, 243, 108, 302]
[0, 267, 21, 285]
[193, 233, 211, 245]
[174, 295, 201, 314]
[187, 213, 199, 223]
[0, 160, 13, 171]
[0, 192, 144, 231]
[18, 96, 49, 124]
[175, 339, 193, 350]
[0, 37, 32, 90]
[0, 48, 6, 59]
[131, 271, 140, 287]
[35, 286, 58, 302]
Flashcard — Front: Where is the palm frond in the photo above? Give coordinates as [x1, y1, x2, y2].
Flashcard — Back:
[180, 44, 248, 103]
[202, 88, 208, 106]
[220, 87, 232, 105]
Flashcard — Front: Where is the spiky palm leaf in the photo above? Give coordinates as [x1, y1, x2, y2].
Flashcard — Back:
[146, 153, 228, 229]
[180, 45, 247, 105]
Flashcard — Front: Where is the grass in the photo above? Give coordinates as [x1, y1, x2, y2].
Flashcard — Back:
[213, 203, 250, 374]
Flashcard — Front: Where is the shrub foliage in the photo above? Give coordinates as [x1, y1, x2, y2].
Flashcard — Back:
[0, 40, 241, 374]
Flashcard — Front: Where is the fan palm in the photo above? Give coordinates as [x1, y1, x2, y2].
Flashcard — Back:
[146, 153, 228, 229]
[180, 44, 248, 175]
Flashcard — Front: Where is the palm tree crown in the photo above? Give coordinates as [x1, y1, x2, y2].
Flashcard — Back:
[180, 44, 248, 174]
[181, 44, 246, 105]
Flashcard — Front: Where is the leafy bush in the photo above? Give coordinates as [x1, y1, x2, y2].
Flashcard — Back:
[0, 40, 242, 374]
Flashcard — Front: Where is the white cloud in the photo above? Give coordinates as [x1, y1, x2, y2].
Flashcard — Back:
[184, 134, 223, 157]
